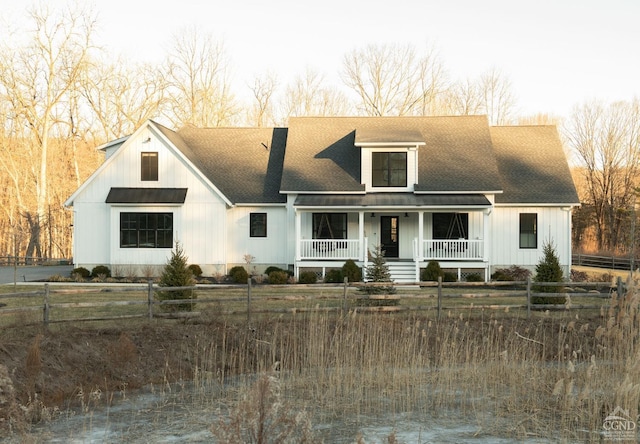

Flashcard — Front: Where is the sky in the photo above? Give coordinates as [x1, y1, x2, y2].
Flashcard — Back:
[1, 0, 639, 118]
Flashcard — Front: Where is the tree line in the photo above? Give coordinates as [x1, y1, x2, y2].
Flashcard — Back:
[0, 2, 637, 261]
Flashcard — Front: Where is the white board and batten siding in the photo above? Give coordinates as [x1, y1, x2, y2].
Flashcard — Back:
[226, 206, 289, 272]
[490, 206, 572, 275]
[71, 124, 228, 273]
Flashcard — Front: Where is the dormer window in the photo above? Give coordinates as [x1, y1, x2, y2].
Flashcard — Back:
[372, 152, 407, 187]
[141, 152, 158, 181]
[355, 128, 424, 192]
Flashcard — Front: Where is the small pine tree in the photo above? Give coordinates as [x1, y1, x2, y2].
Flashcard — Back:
[156, 242, 196, 312]
[533, 240, 565, 305]
[361, 245, 395, 295]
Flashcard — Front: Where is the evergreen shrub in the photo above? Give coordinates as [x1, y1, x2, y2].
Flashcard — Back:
[421, 261, 444, 281]
[71, 267, 90, 279]
[229, 266, 249, 284]
[342, 259, 362, 283]
[298, 271, 317, 284]
[268, 270, 289, 284]
[91, 265, 111, 278]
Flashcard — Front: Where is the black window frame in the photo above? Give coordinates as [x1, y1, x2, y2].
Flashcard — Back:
[312, 213, 347, 239]
[519, 213, 538, 249]
[372, 152, 407, 187]
[432, 213, 469, 239]
[141, 152, 158, 181]
[120, 212, 173, 248]
[250, 213, 267, 237]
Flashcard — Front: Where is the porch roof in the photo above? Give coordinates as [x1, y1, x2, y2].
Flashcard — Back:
[293, 193, 491, 209]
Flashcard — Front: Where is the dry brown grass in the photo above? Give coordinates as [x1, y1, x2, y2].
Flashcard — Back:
[201, 277, 640, 441]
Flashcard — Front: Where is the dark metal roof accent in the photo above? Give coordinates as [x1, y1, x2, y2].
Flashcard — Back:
[293, 193, 491, 208]
[106, 188, 188, 204]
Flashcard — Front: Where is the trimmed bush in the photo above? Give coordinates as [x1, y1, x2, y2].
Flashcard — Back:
[324, 269, 344, 283]
[491, 265, 532, 281]
[298, 271, 318, 284]
[264, 266, 284, 276]
[229, 266, 249, 284]
[465, 273, 483, 282]
[71, 267, 90, 279]
[443, 272, 457, 282]
[421, 261, 444, 281]
[268, 270, 289, 284]
[188, 264, 203, 277]
[342, 259, 362, 283]
[91, 265, 111, 278]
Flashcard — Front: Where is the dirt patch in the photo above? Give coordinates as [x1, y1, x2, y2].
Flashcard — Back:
[0, 318, 243, 434]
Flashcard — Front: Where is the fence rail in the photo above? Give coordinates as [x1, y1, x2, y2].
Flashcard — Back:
[0, 256, 71, 266]
[0, 278, 621, 326]
[572, 253, 638, 271]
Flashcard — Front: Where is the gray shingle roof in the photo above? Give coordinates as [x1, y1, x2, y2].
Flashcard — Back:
[149, 117, 577, 207]
[281, 116, 503, 193]
[155, 122, 287, 204]
[490, 126, 579, 204]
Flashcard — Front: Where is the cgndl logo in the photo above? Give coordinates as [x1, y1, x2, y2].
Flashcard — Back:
[602, 406, 637, 441]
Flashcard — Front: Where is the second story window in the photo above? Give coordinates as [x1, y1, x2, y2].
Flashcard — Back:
[372, 152, 407, 187]
[141, 152, 158, 181]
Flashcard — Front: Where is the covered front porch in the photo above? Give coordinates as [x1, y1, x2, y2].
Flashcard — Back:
[293, 194, 493, 282]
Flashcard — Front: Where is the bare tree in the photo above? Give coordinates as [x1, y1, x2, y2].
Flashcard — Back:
[164, 27, 238, 127]
[279, 67, 351, 121]
[341, 43, 447, 116]
[478, 68, 517, 125]
[441, 78, 483, 116]
[80, 57, 167, 141]
[0, 2, 96, 259]
[564, 99, 640, 252]
[247, 71, 278, 127]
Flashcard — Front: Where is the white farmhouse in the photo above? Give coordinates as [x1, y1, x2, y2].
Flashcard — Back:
[64, 116, 580, 282]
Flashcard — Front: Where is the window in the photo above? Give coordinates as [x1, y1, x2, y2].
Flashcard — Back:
[519, 213, 537, 249]
[313, 213, 347, 239]
[432, 213, 468, 239]
[120, 213, 173, 248]
[372, 152, 407, 187]
[141, 152, 158, 181]
[250, 213, 267, 237]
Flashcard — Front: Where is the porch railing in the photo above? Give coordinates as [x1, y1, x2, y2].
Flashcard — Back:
[423, 239, 483, 260]
[300, 239, 360, 260]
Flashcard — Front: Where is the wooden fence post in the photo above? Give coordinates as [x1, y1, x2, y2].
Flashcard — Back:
[526, 277, 532, 318]
[43, 283, 50, 326]
[247, 278, 252, 324]
[343, 277, 348, 314]
[616, 276, 624, 300]
[437, 276, 442, 320]
[147, 280, 154, 319]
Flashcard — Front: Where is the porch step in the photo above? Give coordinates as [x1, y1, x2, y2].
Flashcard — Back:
[386, 262, 417, 284]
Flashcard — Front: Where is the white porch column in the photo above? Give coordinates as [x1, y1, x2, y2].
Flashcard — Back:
[418, 211, 424, 261]
[358, 211, 365, 261]
[483, 208, 491, 281]
[295, 210, 301, 262]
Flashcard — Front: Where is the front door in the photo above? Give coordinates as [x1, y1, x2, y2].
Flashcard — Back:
[380, 216, 399, 258]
